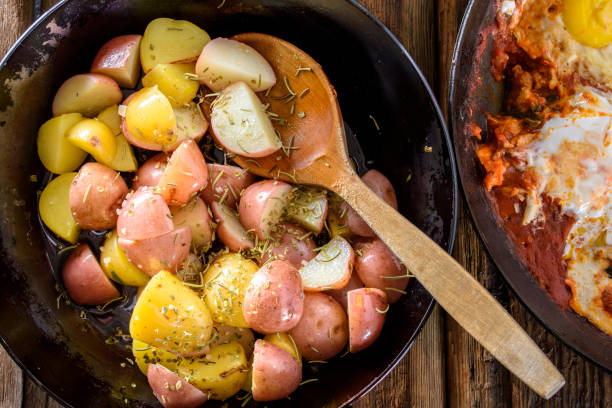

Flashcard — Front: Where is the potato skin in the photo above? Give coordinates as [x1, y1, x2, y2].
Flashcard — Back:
[157, 140, 208, 206]
[117, 187, 174, 240]
[243, 260, 304, 334]
[327, 272, 365, 310]
[347, 288, 388, 353]
[62, 244, 120, 305]
[251, 340, 302, 402]
[170, 198, 213, 249]
[201, 163, 256, 208]
[132, 153, 168, 190]
[260, 223, 316, 270]
[239, 180, 292, 239]
[69, 163, 128, 230]
[211, 202, 254, 252]
[290, 292, 348, 360]
[353, 238, 408, 303]
[344, 169, 398, 237]
[148, 364, 209, 408]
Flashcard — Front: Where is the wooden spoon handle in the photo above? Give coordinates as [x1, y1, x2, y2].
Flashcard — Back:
[334, 173, 565, 399]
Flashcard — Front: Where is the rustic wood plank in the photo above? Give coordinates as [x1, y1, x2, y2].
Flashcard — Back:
[0, 350, 24, 407]
[22, 377, 48, 408]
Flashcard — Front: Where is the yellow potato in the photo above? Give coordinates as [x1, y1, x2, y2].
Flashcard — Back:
[263, 332, 301, 367]
[109, 134, 138, 172]
[327, 193, 351, 239]
[202, 253, 258, 328]
[39, 173, 80, 243]
[51, 73, 122, 117]
[100, 230, 150, 287]
[142, 63, 200, 106]
[132, 338, 179, 375]
[140, 18, 211, 73]
[130, 271, 213, 356]
[67, 119, 117, 166]
[37, 113, 87, 174]
[96, 105, 122, 135]
[124, 87, 177, 147]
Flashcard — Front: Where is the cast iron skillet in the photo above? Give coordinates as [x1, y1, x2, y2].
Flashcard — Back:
[450, 0, 612, 371]
[0, 0, 457, 406]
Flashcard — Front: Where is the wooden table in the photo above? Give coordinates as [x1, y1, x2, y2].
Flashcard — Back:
[1, 0, 611, 407]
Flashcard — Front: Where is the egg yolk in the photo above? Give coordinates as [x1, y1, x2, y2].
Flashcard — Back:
[563, 0, 612, 48]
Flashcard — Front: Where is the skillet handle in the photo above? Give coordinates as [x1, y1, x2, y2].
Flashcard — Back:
[334, 173, 565, 400]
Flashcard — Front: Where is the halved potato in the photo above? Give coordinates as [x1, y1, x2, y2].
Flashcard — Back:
[347, 288, 388, 353]
[100, 230, 150, 287]
[132, 153, 169, 190]
[39, 172, 80, 243]
[260, 223, 316, 270]
[263, 332, 301, 366]
[157, 140, 208, 206]
[91, 35, 142, 88]
[124, 87, 178, 149]
[299, 236, 354, 291]
[210, 324, 255, 357]
[116, 187, 174, 241]
[211, 202, 254, 252]
[173, 103, 208, 145]
[66, 118, 117, 166]
[130, 270, 213, 356]
[326, 272, 364, 310]
[96, 105, 122, 135]
[251, 340, 301, 402]
[142, 63, 200, 106]
[52, 73, 122, 117]
[37, 113, 87, 174]
[327, 192, 351, 239]
[140, 18, 211, 73]
[170, 198, 213, 249]
[286, 187, 328, 233]
[201, 163, 256, 208]
[238, 180, 292, 239]
[148, 364, 209, 408]
[210, 81, 281, 157]
[195, 38, 276, 92]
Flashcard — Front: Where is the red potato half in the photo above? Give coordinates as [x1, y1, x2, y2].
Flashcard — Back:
[52, 73, 123, 117]
[148, 364, 208, 408]
[157, 140, 208, 206]
[327, 272, 365, 310]
[260, 223, 316, 270]
[211, 201, 254, 252]
[239, 180, 292, 240]
[251, 340, 302, 402]
[91, 35, 142, 88]
[210, 81, 281, 157]
[69, 163, 128, 230]
[200, 163, 256, 208]
[118, 226, 191, 277]
[62, 244, 120, 305]
[116, 187, 174, 240]
[170, 198, 213, 249]
[354, 238, 409, 303]
[289, 292, 348, 360]
[195, 38, 276, 92]
[343, 169, 398, 237]
[243, 260, 304, 334]
[132, 153, 169, 190]
[299, 236, 354, 291]
[286, 188, 328, 234]
[347, 288, 388, 353]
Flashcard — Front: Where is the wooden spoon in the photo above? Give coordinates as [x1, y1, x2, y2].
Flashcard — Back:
[228, 33, 565, 399]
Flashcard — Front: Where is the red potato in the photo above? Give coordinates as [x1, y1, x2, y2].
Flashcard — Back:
[251, 340, 302, 402]
[260, 223, 316, 270]
[62, 244, 120, 305]
[243, 260, 304, 334]
[211, 202, 254, 252]
[299, 236, 354, 291]
[118, 226, 191, 277]
[289, 292, 348, 360]
[147, 364, 209, 408]
[200, 163, 256, 208]
[52, 73, 123, 117]
[116, 187, 174, 240]
[69, 163, 128, 230]
[157, 140, 208, 206]
[170, 198, 213, 249]
[90, 35, 142, 88]
[286, 188, 328, 234]
[354, 238, 409, 303]
[132, 153, 169, 190]
[327, 272, 365, 310]
[347, 288, 388, 353]
[239, 180, 292, 240]
[343, 169, 398, 237]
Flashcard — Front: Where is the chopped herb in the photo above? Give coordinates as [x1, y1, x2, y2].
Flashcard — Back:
[369, 114, 381, 132]
[375, 304, 390, 313]
[298, 111, 306, 118]
[385, 287, 407, 295]
[299, 378, 319, 386]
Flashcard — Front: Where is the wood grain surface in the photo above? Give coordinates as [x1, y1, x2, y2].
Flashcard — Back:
[0, 0, 611, 407]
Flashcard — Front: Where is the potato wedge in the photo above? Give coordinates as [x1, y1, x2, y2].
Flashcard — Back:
[251, 340, 301, 402]
[116, 187, 174, 241]
[39, 172, 80, 243]
[132, 153, 169, 190]
[140, 18, 211, 73]
[52, 73, 122, 117]
[96, 105, 122, 135]
[201, 163, 256, 208]
[211, 202, 254, 252]
[210, 81, 281, 157]
[37, 113, 87, 174]
[157, 140, 208, 206]
[195, 38, 276, 92]
[326, 272, 364, 310]
[209, 324, 255, 358]
[286, 187, 328, 234]
[97, 105, 139, 172]
[91, 35, 142, 88]
[100, 230, 150, 287]
[263, 332, 301, 366]
[238, 180, 292, 240]
[173, 103, 208, 145]
[148, 364, 209, 408]
[202, 253, 258, 328]
[62, 244, 120, 305]
[124, 87, 178, 149]
[299, 236, 354, 291]
[66, 118, 117, 166]
[327, 192, 351, 239]
[142, 63, 199, 106]
[170, 198, 213, 249]
[130, 270, 213, 356]
[347, 288, 388, 353]
[260, 223, 316, 269]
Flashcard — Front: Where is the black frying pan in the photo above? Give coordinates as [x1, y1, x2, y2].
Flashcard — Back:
[0, 0, 458, 406]
[450, 0, 612, 371]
